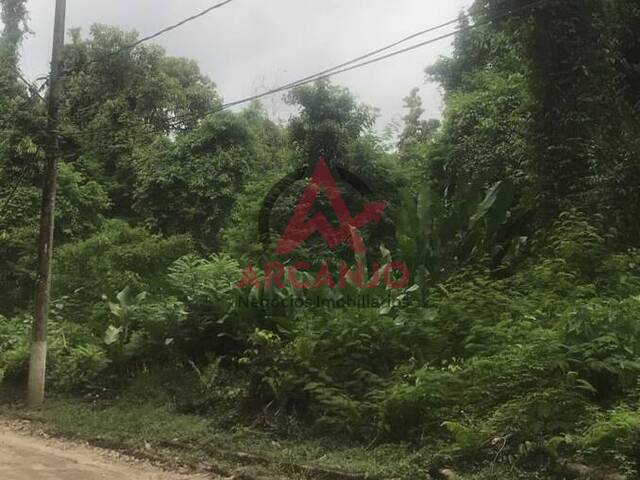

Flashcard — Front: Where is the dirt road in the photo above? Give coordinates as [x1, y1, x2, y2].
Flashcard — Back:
[0, 424, 213, 480]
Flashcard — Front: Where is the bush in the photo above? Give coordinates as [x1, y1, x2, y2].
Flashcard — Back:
[0, 314, 108, 394]
[54, 219, 193, 327]
[49, 344, 110, 394]
[578, 404, 640, 471]
[0, 314, 31, 385]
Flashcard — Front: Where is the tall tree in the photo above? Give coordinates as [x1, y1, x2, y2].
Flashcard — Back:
[524, 0, 607, 213]
[0, 0, 28, 96]
[286, 79, 376, 165]
[59, 26, 221, 216]
[398, 87, 440, 155]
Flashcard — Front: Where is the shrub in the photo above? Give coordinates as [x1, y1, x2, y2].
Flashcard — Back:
[49, 344, 110, 393]
[54, 219, 193, 327]
[577, 404, 640, 474]
[0, 313, 108, 394]
[0, 314, 31, 384]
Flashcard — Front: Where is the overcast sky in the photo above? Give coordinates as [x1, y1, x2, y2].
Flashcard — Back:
[19, 0, 473, 132]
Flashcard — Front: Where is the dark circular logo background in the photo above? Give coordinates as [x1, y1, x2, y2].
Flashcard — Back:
[258, 159, 377, 254]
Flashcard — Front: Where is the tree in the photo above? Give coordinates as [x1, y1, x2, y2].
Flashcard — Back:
[0, 0, 28, 96]
[401, 89, 440, 145]
[223, 82, 402, 267]
[0, 0, 43, 316]
[286, 79, 376, 165]
[60, 25, 221, 216]
[524, 0, 609, 214]
[424, 0, 640, 246]
[133, 111, 265, 251]
[397, 87, 440, 162]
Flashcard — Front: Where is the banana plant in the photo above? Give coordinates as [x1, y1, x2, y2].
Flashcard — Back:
[396, 179, 515, 302]
[104, 286, 147, 347]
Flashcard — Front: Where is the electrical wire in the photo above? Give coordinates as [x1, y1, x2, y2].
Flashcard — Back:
[0, 60, 46, 218]
[68, 0, 238, 74]
[0, 0, 240, 211]
[170, 0, 551, 126]
[0, 56, 45, 101]
[0, 0, 551, 215]
[64, 4, 459, 122]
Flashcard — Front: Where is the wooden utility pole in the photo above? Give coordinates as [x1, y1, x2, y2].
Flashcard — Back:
[27, 0, 66, 407]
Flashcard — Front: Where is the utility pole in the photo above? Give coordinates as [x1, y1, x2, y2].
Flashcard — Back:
[27, 0, 66, 407]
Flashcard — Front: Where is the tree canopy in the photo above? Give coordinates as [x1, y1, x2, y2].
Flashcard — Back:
[2, 2, 640, 478]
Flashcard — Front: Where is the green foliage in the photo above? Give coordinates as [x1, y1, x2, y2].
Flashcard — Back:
[132, 114, 257, 249]
[49, 344, 110, 393]
[397, 87, 440, 154]
[0, 0, 28, 97]
[1, 5, 640, 478]
[395, 177, 514, 295]
[54, 219, 192, 326]
[221, 170, 287, 261]
[102, 286, 150, 365]
[60, 25, 221, 216]
[560, 298, 640, 397]
[0, 313, 108, 393]
[286, 79, 376, 163]
[169, 254, 242, 304]
[166, 254, 246, 357]
[428, 70, 531, 197]
[578, 405, 640, 467]
[0, 313, 30, 383]
[56, 162, 111, 239]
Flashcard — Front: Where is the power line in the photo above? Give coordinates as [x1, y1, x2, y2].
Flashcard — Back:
[171, 0, 550, 125]
[14, 71, 45, 101]
[12, 0, 549, 132]
[63, 0, 533, 128]
[259, 15, 461, 98]
[221, 0, 550, 109]
[58, 0, 239, 119]
[66, 0, 507, 124]
[75, 7, 455, 123]
[0, 0, 548, 212]
[68, 0, 238, 74]
[0, 59, 47, 218]
[61, 1, 451, 128]
[0, 0, 239, 209]
[125, 0, 237, 51]
[0, 56, 46, 101]
[68, 0, 453, 122]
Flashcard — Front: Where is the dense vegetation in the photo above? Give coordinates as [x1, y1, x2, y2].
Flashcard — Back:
[2, 0, 640, 478]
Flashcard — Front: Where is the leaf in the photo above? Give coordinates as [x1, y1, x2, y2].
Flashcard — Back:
[486, 179, 515, 234]
[469, 180, 513, 230]
[108, 302, 123, 318]
[135, 291, 148, 303]
[104, 325, 122, 345]
[575, 379, 598, 394]
[116, 286, 132, 306]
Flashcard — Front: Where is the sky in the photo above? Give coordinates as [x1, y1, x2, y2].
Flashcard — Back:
[19, 0, 473, 132]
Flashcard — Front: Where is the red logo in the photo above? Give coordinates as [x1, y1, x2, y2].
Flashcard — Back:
[276, 157, 387, 255]
[237, 156, 411, 297]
